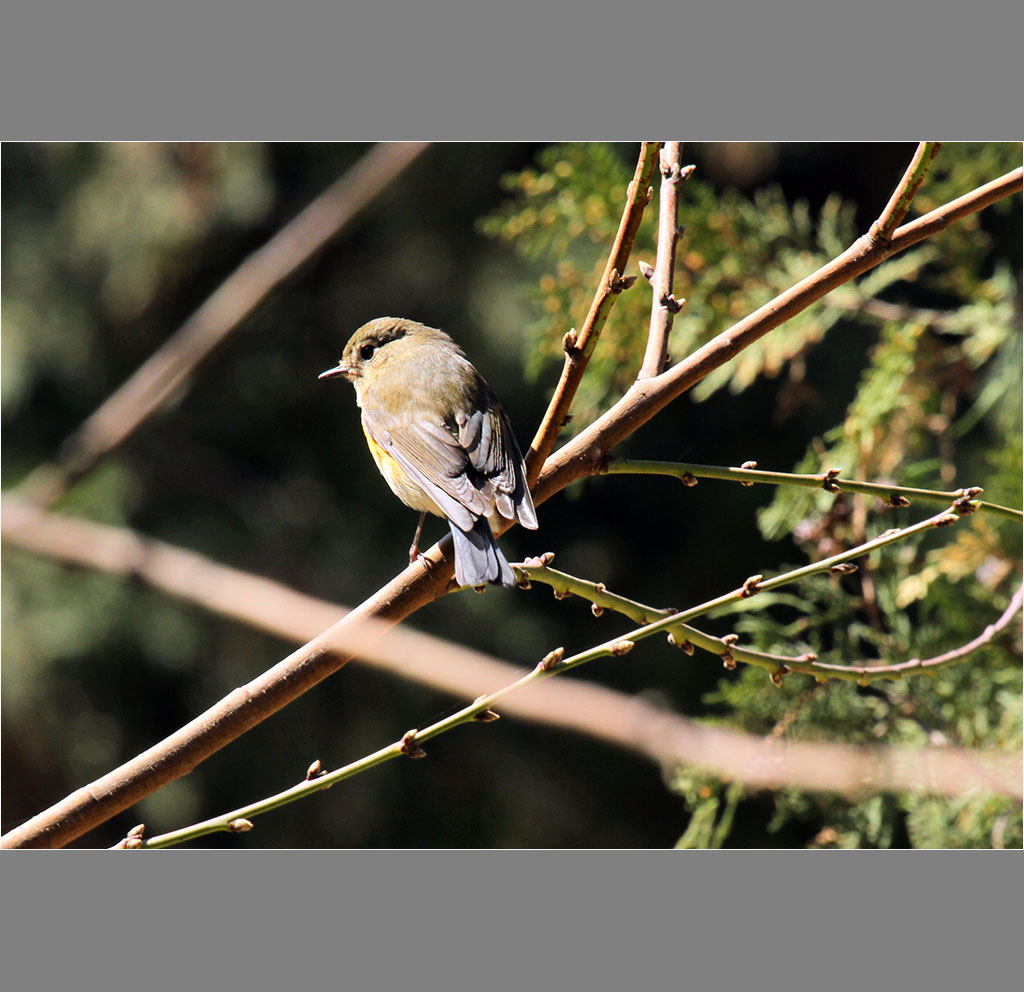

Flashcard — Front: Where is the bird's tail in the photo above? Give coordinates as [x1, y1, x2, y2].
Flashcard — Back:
[449, 518, 515, 587]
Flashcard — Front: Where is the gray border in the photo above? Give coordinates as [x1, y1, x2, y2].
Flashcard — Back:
[1, 4, 1022, 137]
[1, 853, 1020, 988]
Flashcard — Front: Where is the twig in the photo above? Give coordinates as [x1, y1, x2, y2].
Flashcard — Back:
[3, 155, 1020, 849]
[638, 142, 691, 379]
[520, 556, 815, 667]
[601, 459, 1023, 522]
[520, 506, 994, 684]
[16, 142, 431, 509]
[903, 585, 1023, 671]
[542, 509, 961, 670]
[516, 560, 817, 675]
[517, 562, 1022, 683]
[524, 142, 661, 487]
[870, 142, 942, 243]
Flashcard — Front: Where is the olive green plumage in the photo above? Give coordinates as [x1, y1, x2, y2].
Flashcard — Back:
[320, 318, 537, 586]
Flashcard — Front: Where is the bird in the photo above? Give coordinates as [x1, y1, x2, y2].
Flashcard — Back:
[319, 317, 538, 587]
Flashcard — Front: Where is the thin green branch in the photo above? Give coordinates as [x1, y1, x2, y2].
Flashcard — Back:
[135, 648, 579, 848]
[137, 731, 433, 849]
[619, 507, 963, 649]
[602, 459, 1023, 522]
[517, 560, 1022, 684]
[513, 559, 808, 678]
[871, 142, 942, 242]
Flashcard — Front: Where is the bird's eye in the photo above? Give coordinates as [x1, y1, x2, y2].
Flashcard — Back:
[359, 344, 376, 361]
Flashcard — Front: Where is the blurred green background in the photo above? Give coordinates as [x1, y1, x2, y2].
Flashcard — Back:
[3, 142, 1021, 847]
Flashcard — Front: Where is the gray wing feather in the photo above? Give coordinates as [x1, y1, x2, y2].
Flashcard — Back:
[362, 384, 537, 533]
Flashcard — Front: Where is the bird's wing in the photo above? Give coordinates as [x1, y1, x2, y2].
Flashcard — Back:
[362, 387, 536, 531]
[455, 395, 537, 529]
[362, 404, 485, 531]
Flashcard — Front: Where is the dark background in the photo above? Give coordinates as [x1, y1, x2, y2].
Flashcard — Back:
[1, 142, 1015, 847]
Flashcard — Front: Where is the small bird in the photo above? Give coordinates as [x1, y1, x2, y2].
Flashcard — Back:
[319, 317, 538, 587]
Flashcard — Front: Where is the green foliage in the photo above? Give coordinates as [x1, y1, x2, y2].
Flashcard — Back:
[671, 774, 743, 849]
[479, 143, 958, 428]
[479, 143, 653, 428]
[692, 309, 1021, 848]
[903, 793, 1023, 850]
[688, 576, 1022, 849]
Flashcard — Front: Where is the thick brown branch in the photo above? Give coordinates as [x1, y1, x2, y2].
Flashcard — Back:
[17, 142, 431, 509]
[3, 162, 1019, 849]
[525, 142, 661, 487]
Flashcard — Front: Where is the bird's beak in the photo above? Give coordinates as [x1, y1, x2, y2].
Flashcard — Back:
[318, 362, 352, 381]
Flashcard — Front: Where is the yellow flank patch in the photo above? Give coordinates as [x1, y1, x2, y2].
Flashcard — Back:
[361, 418, 444, 517]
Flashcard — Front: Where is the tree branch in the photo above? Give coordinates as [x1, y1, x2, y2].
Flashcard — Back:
[16, 142, 431, 509]
[517, 561, 1022, 684]
[602, 459, 1022, 521]
[638, 142, 692, 379]
[524, 507, 976, 683]
[888, 166, 1022, 252]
